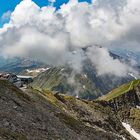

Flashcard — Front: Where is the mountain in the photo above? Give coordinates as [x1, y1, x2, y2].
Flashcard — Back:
[0, 57, 45, 74]
[112, 49, 140, 65]
[31, 61, 133, 99]
[31, 66, 103, 99]
[0, 51, 137, 100]
[0, 79, 137, 140]
[99, 80, 140, 101]
[98, 80, 140, 138]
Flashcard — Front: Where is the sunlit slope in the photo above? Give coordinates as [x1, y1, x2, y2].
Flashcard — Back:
[0, 79, 134, 140]
[31, 67, 102, 99]
[99, 80, 140, 101]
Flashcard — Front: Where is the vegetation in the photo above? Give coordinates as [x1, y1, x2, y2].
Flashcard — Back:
[0, 80, 31, 102]
[0, 79, 137, 139]
[129, 108, 140, 133]
[31, 67, 102, 100]
[56, 112, 82, 131]
[0, 129, 27, 140]
[99, 80, 140, 101]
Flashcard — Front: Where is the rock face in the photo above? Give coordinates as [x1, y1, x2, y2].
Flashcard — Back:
[0, 80, 135, 140]
[108, 87, 140, 111]
[105, 85, 140, 134]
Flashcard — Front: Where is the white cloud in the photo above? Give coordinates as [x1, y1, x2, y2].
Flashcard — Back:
[86, 46, 137, 76]
[48, 0, 56, 3]
[0, 0, 139, 77]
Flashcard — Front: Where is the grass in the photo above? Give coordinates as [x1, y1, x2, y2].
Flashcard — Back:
[42, 90, 62, 107]
[32, 89, 66, 110]
[0, 128, 27, 140]
[59, 94, 76, 102]
[129, 108, 140, 132]
[0, 80, 31, 102]
[99, 80, 140, 101]
[32, 67, 63, 90]
[56, 112, 82, 131]
[31, 67, 101, 100]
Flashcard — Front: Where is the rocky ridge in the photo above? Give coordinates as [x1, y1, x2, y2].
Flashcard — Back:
[0, 79, 139, 139]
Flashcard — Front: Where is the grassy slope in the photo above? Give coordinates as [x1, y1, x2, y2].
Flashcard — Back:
[99, 79, 140, 101]
[31, 67, 102, 99]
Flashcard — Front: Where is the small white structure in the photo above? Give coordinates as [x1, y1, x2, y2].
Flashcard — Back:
[0, 73, 33, 87]
[17, 75, 33, 84]
[0, 73, 23, 87]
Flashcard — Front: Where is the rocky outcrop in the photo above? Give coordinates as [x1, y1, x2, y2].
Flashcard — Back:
[104, 85, 140, 134]
[0, 80, 135, 140]
[108, 87, 140, 111]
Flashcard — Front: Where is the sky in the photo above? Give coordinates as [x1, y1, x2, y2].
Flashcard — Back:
[0, 0, 139, 77]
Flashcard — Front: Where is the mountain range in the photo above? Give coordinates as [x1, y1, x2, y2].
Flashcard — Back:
[0, 51, 140, 140]
[0, 51, 137, 100]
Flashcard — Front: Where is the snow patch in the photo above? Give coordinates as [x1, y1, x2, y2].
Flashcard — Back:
[136, 106, 140, 110]
[83, 85, 86, 89]
[83, 74, 87, 78]
[122, 136, 126, 140]
[26, 68, 50, 73]
[122, 122, 140, 140]
[128, 73, 137, 80]
[61, 68, 65, 72]
[76, 94, 79, 98]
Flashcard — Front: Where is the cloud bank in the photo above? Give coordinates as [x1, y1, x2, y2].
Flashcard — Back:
[0, 0, 139, 77]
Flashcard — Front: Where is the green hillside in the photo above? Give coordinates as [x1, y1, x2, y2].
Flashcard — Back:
[31, 64, 134, 100]
[99, 79, 140, 101]
[31, 67, 102, 99]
